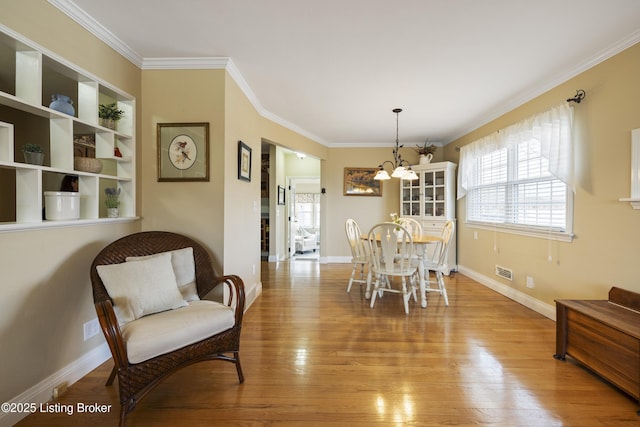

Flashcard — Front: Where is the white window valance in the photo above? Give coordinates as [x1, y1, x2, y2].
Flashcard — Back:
[457, 102, 574, 199]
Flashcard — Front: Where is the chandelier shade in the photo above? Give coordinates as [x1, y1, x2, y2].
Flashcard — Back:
[374, 108, 417, 181]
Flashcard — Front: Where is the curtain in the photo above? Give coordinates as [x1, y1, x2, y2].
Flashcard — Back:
[457, 102, 574, 199]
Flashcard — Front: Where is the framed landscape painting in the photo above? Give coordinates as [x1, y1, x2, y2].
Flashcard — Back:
[343, 167, 382, 196]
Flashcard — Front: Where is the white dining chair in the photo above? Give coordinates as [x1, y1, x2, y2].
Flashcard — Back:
[397, 217, 424, 264]
[423, 220, 455, 306]
[345, 218, 370, 294]
[367, 223, 418, 314]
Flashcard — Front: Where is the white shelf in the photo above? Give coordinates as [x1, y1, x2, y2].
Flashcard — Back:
[0, 26, 136, 229]
[0, 216, 140, 233]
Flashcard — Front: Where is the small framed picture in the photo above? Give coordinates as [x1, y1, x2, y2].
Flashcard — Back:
[343, 167, 382, 196]
[157, 122, 209, 182]
[238, 140, 252, 182]
[277, 185, 286, 205]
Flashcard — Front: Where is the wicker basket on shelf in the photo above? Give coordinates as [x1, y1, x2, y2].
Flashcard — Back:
[74, 157, 103, 173]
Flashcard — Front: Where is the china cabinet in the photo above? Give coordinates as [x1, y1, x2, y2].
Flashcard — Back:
[400, 161, 457, 274]
[0, 25, 136, 230]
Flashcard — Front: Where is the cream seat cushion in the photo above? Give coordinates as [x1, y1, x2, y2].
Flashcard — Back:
[121, 300, 235, 364]
[96, 252, 187, 325]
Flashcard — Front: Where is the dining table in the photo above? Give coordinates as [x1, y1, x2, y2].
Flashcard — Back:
[362, 233, 442, 308]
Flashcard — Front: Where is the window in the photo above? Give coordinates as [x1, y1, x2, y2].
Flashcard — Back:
[295, 193, 320, 230]
[459, 103, 574, 241]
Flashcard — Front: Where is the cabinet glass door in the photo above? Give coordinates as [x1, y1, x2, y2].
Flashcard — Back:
[422, 170, 446, 217]
[401, 178, 420, 216]
[422, 171, 434, 216]
[434, 170, 446, 217]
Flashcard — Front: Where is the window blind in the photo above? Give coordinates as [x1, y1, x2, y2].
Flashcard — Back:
[460, 103, 573, 236]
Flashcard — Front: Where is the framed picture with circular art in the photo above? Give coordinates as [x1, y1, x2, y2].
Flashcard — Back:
[157, 122, 209, 181]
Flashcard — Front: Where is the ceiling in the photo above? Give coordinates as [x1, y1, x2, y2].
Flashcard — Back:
[53, 0, 640, 148]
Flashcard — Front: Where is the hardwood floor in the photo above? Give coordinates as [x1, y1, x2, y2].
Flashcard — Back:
[17, 261, 639, 426]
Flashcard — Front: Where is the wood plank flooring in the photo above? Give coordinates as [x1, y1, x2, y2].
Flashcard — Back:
[16, 261, 640, 426]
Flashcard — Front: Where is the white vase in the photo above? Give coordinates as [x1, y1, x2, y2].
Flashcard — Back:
[419, 153, 433, 165]
[393, 227, 403, 240]
[107, 208, 119, 218]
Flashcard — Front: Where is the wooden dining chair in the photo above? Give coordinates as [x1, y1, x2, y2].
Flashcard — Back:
[367, 223, 418, 314]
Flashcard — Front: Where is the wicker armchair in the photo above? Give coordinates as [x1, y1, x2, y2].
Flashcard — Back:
[89, 231, 245, 426]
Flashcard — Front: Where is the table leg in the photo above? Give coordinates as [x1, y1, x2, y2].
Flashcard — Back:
[418, 248, 427, 308]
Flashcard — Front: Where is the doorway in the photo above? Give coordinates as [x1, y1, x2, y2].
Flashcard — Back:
[260, 142, 320, 262]
[289, 176, 320, 261]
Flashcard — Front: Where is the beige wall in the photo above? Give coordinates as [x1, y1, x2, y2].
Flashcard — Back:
[0, 0, 142, 404]
[140, 69, 226, 265]
[322, 147, 404, 260]
[222, 73, 263, 295]
[285, 151, 321, 177]
[446, 41, 640, 306]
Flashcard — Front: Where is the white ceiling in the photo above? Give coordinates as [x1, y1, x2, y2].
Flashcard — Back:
[53, 0, 640, 147]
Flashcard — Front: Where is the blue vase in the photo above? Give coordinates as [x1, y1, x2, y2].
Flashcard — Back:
[49, 94, 75, 116]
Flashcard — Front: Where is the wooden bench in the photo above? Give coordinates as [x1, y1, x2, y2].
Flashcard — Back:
[554, 287, 640, 413]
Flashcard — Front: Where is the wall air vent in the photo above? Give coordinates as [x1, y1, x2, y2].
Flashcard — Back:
[495, 265, 513, 281]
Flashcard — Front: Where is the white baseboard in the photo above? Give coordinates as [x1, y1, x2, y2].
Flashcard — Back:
[246, 281, 262, 309]
[0, 343, 111, 427]
[457, 265, 556, 321]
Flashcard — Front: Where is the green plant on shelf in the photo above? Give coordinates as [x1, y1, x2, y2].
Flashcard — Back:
[98, 103, 125, 121]
[104, 187, 121, 208]
[22, 143, 44, 153]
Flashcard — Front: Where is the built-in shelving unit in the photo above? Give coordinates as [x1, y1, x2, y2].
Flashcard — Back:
[0, 25, 136, 230]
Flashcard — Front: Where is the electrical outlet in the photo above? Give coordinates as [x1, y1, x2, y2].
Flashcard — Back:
[83, 318, 100, 341]
[526, 276, 535, 289]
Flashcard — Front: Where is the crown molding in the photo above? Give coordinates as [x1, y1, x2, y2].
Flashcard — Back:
[222, 60, 328, 144]
[446, 28, 640, 145]
[48, 0, 143, 67]
[48, 0, 328, 145]
[141, 57, 230, 70]
[260, 110, 328, 146]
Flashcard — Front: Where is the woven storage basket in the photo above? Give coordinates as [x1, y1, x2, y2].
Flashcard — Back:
[74, 157, 103, 173]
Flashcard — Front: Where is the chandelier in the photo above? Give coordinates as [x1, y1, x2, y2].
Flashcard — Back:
[374, 108, 418, 181]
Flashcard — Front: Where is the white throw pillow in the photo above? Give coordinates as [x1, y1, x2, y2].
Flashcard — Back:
[126, 247, 199, 302]
[97, 252, 187, 325]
